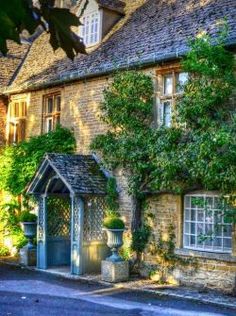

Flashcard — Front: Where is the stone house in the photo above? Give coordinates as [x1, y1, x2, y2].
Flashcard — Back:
[1, 0, 236, 293]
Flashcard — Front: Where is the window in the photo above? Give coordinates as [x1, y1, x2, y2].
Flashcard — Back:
[81, 11, 100, 46]
[8, 101, 27, 144]
[157, 68, 188, 127]
[42, 94, 61, 133]
[184, 193, 232, 253]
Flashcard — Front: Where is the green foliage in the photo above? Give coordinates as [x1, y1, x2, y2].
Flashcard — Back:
[131, 225, 151, 254]
[148, 28, 236, 202]
[103, 216, 125, 229]
[0, 246, 10, 257]
[0, 0, 86, 59]
[100, 71, 154, 131]
[178, 29, 235, 129]
[0, 200, 27, 250]
[0, 125, 76, 196]
[105, 177, 119, 214]
[0, 200, 21, 234]
[91, 71, 155, 195]
[150, 224, 196, 283]
[19, 211, 37, 223]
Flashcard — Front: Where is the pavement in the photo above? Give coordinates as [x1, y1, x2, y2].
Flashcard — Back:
[0, 262, 236, 316]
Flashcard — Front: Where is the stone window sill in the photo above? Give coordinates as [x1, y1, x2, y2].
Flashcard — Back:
[175, 248, 236, 263]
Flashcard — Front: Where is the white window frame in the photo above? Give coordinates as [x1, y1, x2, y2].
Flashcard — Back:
[43, 94, 61, 133]
[80, 11, 101, 47]
[183, 193, 232, 253]
[157, 70, 188, 127]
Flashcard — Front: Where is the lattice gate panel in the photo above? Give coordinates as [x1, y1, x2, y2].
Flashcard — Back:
[47, 196, 71, 238]
[83, 197, 106, 242]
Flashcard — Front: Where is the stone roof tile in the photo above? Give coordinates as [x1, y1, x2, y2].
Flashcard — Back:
[47, 154, 107, 195]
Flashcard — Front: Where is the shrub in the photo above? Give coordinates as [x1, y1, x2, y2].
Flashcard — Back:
[19, 211, 37, 223]
[103, 216, 125, 229]
[0, 246, 10, 257]
[131, 225, 151, 254]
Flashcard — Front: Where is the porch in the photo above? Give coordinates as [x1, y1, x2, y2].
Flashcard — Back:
[27, 153, 110, 275]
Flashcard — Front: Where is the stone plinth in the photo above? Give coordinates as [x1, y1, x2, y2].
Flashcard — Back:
[19, 246, 36, 266]
[101, 260, 129, 283]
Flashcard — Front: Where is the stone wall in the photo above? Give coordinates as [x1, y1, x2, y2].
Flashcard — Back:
[142, 194, 236, 294]
[0, 96, 7, 146]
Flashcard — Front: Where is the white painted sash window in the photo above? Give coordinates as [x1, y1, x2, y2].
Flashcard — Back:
[184, 193, 232, 253]
[81, 11, 100, 46]
[157, 69, 188, 127]
[43, 93, 61, 133]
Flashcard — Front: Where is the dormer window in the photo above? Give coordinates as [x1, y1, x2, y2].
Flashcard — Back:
[77, 0, 125, 47]
[81, 11, 100, 46]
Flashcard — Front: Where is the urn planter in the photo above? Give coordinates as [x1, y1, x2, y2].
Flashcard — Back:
[21, 222, 37, 249]
[104, 228, 125, 262]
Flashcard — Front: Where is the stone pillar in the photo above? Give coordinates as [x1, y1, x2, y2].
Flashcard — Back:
[101, 260, 129, 283]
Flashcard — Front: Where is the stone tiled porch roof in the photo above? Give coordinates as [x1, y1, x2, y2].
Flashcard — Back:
[27, 153, 108, 195]
[7, 0, 236, 93]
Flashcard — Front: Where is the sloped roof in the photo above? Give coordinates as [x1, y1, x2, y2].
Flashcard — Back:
[8, 0, 236, 93]
[0, 41, 30, 88]
[97, 0, 125, 14]
[27, 153, 107, 195]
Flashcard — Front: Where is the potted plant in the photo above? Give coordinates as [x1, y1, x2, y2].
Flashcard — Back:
[103, 212, 125, 262]
[19, 211, 37, 249]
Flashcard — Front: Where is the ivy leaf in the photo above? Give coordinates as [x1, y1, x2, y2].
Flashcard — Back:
[0, 0, 39, 54]
[0, 0, 86, 60]
[46, 7, 86, 59]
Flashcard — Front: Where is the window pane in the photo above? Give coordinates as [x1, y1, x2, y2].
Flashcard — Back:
[14, 103, 19, 117]
[190, 223, 196, 234]
[184, 193, 232, 252]
[164, 74, 173, 95]
[47, 98, 53, 113]
[190, 209, 196, 221]
[197, 210, 204, 222]
[47, 118, 53, 132]
[163, 101, 171, 127]
[205, 210, 213, 223]
[223, 238, 232, 249]
[190, 235, 196, 247]
[185, 208, 190, 221]
[176, 72, 188, 92]
[197, 223, 204, 235]
[55, 96, 61, 112]
[184, 222, 190, 234]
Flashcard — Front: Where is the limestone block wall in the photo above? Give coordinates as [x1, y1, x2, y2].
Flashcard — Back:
[142, 194, 236, 294]
[0, 96, 7, 146]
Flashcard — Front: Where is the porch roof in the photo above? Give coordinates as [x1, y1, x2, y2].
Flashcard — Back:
[27, 153, 108, 196]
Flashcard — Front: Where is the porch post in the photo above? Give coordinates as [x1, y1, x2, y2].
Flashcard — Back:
[71, 194, 84, 275]
[36, 194, 48, 269]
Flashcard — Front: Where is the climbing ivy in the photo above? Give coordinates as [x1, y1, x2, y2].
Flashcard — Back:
[91, 71, 155, 230]
[0, 125, 76, 196]
[92, 26, 236, 226]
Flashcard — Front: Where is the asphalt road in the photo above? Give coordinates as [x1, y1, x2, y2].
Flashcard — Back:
[0, 263, 235, 316]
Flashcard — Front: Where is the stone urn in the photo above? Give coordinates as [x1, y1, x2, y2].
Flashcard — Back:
[22, 222, 37, 249]
[104, 228, 125, 262]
